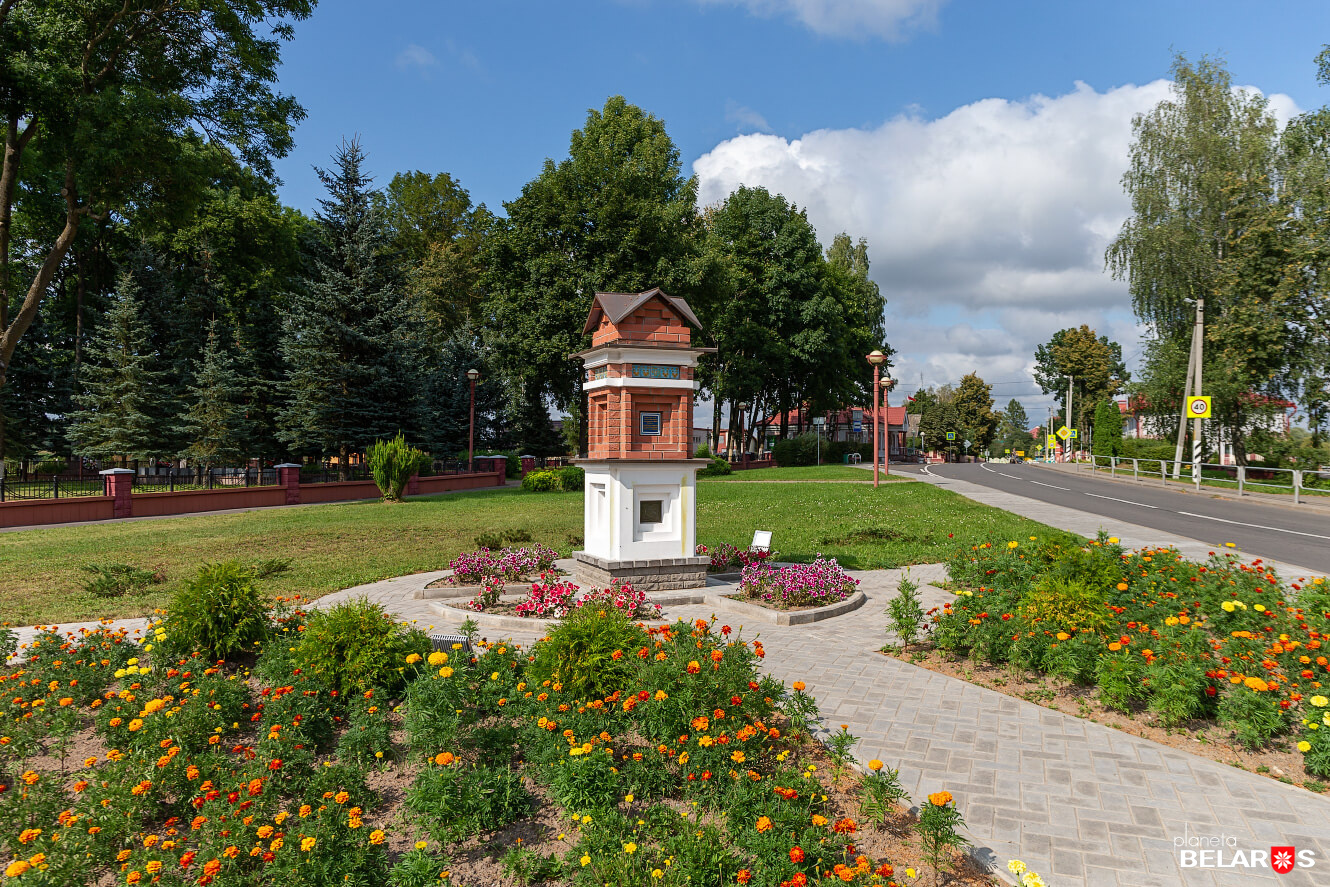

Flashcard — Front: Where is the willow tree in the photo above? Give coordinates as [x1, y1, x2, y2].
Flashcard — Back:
[1106, 54, 1291, 463]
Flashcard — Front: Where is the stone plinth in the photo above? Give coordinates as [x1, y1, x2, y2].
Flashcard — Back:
[572, 551, 709, 591]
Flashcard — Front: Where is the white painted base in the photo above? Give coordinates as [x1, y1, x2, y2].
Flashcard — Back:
[578, 460, 704, 562]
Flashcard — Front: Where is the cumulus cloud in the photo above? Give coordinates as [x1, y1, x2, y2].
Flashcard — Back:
[693, 80, 1297, 416]
[395, 43, 438, 73]
[697, 0, 947, 40]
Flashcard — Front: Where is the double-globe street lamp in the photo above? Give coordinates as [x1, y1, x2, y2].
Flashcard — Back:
[466, 369, 480, 473]
[866, 350, 885, 488]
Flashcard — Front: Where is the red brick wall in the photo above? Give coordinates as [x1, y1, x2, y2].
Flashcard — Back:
[591, 298, 693, 346]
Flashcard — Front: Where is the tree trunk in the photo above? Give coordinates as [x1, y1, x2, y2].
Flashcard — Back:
[0, 164, 84, 390]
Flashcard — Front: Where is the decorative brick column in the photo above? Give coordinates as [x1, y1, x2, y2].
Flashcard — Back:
[274, 463, 302, 505]
[99, 468, 134, 518]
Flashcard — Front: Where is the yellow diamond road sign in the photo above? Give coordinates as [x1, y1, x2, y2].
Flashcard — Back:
[1056, 426, 1071, 440]
[1186, 396, 1212, 419]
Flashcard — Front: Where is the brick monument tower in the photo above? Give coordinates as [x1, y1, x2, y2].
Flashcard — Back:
[571, 288, 714, 590]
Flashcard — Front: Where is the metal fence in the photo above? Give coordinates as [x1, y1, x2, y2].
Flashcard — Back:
[1077, 454, 1330, 504]
[131, 468, 280, 492]
[0, 476, 103, 501]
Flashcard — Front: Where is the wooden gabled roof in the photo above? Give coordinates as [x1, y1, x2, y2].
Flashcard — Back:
[582, 287, 703, 334]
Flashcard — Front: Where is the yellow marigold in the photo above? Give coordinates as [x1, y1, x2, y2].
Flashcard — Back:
[928, 791, 953, 807]
[5, 861, 32, 877]
[792, 681, 806, 692]
[1244, 676, 1270, 692]
[1311, 696, 1329, 708]
[427, 651, 447, 667]
[868, 759, 883, 771]
[301, 837, 317, 851]
[438, 666, 454, 678]
[812, 814, 828, 827]
[755, 816, 772, 833]
[334, 791, 350, 804]
[434, 752, 455, 766]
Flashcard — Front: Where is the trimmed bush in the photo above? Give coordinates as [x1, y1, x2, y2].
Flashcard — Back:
[157, 561, 272, 661]
[294, 598, 431, 700]
[368, 432, 432, 501]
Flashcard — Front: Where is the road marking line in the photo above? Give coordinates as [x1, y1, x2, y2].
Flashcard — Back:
[1084, 493, 1158, 509]
[1030, 481, 1069, 490]
[1175, 511, 1330, 541]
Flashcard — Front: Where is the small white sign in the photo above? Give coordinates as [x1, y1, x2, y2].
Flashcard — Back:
[751, 530, 772, 552]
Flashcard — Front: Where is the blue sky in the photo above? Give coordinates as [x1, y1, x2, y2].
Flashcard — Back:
[271, 0, 1330, 427]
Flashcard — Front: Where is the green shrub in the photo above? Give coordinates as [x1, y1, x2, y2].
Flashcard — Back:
[771, 432, 819, 467]
[526, 606, 649, 700]
[294, 598, 431, 700]
[698, 456, 732, 477]
[1094, 645, 1147, 713]
[406, 761, 532, 842]
[556, 465, 584, 490]
[886, 575, 926, 649]
[1019, 576, 1110, 633]
[521, 469, 560, 492]
[158, 561, 273, 661]
[368, 432, 431, 501]
[694, 444, 713, 458]
[1219, 687, 1288, 749]
[79, 563, 163, 598]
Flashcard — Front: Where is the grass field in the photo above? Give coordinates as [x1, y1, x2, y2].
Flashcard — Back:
[0, 479, 1067, 624]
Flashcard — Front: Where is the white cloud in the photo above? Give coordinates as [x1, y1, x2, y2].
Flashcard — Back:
[395, 43, 438, 73]
[693, 80, 1299, 419]
[697, 0, 947, 40]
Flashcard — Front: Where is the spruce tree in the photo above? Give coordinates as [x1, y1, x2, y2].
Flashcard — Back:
[68, 275, 170, 465]
[177, 320, 252, 471]
[278, 139, 422, 475]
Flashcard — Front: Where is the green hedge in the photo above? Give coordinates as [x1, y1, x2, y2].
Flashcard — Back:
[521, 466, 584, 492]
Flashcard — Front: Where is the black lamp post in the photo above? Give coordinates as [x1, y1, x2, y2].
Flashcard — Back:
[466, 369, 480, 472]
[737, 402, 749, 466]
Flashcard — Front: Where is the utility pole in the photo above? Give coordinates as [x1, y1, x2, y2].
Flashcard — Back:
[1171, 297, 1204, 479]
[1065, 375, 1073, 463]
[1192, 297, 1205, 484]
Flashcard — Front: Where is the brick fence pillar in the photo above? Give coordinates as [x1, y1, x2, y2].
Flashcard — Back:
[99, 468, 134, 518]
[405, 474, 421, 496]
[275, 463, 302, 505]
[488, 456, 506, 484]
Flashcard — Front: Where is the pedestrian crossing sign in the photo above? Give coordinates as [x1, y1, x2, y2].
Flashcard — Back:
[946, 431, 956, 441]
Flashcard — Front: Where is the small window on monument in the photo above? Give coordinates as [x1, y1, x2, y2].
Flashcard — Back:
[639, 499, 663, 525]
[640, 412, 662, 436]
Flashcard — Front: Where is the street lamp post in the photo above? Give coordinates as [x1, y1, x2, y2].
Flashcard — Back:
[736, 402, 749, 467]
[466, 369, 480, 472]
[882, 376, 893, 476]
[866, 351, 886, 488]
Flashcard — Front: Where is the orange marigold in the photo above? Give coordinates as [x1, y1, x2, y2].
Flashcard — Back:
[928, 791, 953, 807]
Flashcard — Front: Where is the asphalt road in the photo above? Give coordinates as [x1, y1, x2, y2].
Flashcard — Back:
[894, 461, 1330, 575]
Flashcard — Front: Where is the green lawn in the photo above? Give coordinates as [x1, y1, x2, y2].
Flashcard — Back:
[707, 464, 901, 481]
[0, 481, 1069, 624]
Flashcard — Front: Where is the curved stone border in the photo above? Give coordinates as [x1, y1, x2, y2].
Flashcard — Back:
[416, 582, 532, 600]
[426, 586, 866, 630]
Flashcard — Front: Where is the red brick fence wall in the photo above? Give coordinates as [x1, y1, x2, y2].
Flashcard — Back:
[0, 458, 507, 530]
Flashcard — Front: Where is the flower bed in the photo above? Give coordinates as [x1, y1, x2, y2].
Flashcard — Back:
[444, 544, 559, 586]
[933, 534, 1330, 780]
[0, 585, 991, 885]
[698, 543, 778, 573]
[739, 557, 859, 610]
[460, 575, 662, 620]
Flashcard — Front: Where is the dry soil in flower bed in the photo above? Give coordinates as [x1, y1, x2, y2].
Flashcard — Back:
[891, 648, 1326, 793]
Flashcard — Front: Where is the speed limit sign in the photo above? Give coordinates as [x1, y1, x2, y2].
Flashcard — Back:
[1186, 396, 1212, 419]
